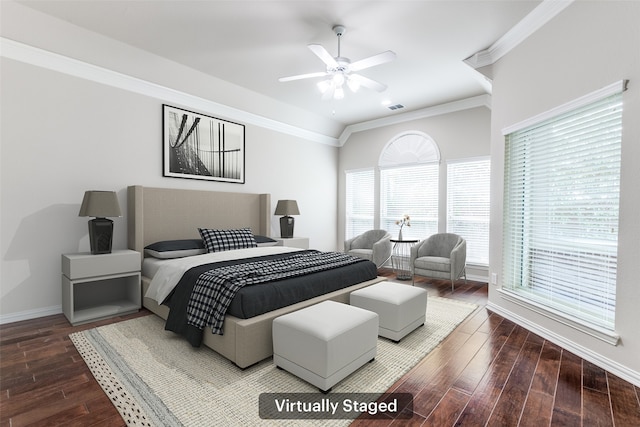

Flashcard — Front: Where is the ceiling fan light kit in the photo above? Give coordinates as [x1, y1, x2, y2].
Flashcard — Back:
[279, 25, 396, 100]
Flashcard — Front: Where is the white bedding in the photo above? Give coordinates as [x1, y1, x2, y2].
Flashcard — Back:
[144, 246, 304, 304]
[142, 257, 166, 279]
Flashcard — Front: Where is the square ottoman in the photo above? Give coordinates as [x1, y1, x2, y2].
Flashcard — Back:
[350, 282, 427, 342]
[272, 300, 378, 393]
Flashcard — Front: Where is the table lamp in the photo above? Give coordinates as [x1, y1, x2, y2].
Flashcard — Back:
[274, 200, 300, 238]
[79, 191, 122, 254]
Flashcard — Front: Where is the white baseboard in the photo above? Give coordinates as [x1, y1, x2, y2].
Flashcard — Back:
[466, 273, 488, 283]
[0, 305, 62, 325]
[487, 301, 640, 388]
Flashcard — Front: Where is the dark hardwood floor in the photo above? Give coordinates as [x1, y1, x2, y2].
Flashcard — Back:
[1, 270, 639, 426]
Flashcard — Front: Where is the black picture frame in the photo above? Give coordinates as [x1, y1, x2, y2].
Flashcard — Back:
[163, 104, 245, 184]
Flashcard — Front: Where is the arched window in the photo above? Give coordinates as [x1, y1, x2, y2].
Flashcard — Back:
[379, 132, 440, 166]
[379, 132, 440, 240]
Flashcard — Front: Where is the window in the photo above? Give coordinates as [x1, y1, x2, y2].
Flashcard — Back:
[345, 168, 374, 240]
[502, 82, 625, 331]
[380, 165, 439, 240]
[447, 157, 490, 265]
[379, 132, 440, 240]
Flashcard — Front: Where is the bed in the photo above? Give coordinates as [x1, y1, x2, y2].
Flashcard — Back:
[127, 185, 385, 368]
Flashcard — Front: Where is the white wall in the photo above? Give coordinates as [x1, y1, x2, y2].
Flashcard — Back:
[488, 0, 640, 384]
[338, 106, 491, 280]
[0, 4, 338, 322]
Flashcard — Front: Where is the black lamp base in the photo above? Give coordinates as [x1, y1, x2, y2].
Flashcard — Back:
[279, 216, 295, 238]
[88, 217, 114, 255]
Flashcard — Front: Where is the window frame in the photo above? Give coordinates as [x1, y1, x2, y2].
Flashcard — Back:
[500, 80, 626, 344]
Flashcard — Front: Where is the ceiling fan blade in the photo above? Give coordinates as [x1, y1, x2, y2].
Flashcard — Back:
[308, 44, 339, 68]
[349, 74, 387, 92]
[278, 71, 329, 82]
[350, 50, 396, 72]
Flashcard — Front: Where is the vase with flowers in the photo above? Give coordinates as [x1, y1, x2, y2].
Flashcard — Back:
[395, 214, 411, 240]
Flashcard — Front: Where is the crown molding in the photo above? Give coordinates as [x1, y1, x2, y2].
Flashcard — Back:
[338, 94, 492, 146]
[464, 0, 574, 69]
[0, 37, 340, 147]
[2, 37, 492, 149]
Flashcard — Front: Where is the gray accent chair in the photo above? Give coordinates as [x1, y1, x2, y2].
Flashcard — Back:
[410, 233, 467, 291]
[344, 230, 392, 268]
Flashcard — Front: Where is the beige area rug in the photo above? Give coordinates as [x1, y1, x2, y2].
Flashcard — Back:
[70, 296, 477, 427]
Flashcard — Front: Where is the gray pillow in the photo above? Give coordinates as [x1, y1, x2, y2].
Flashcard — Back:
[144, 239, 206, 259]
[255, 235, 278, 247]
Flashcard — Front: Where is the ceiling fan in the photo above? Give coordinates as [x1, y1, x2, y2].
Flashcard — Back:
[279, 25, 396, 100]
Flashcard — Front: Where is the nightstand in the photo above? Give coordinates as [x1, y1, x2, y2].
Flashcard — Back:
[273, 237, 309, 249]
[62, 249, 141, 325]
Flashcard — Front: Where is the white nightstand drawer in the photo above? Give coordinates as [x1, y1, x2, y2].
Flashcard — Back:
[62, 249, 140, 279]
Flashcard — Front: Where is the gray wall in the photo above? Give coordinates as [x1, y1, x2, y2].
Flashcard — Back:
[488, 0, 640, 382]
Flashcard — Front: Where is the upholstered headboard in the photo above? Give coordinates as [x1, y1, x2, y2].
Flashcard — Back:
[127, 185, 271, 256]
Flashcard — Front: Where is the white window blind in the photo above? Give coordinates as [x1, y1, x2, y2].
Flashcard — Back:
[380, 164, 439, 240]
[345, 169, 374, 240]
[503, 87, 623, 330]
[447, 158, 490, 265]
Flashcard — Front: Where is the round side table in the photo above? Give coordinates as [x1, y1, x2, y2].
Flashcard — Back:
[390, 239, 418, 280]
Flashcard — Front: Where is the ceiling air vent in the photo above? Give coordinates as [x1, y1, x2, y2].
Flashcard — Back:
[387, 104, 405, 111]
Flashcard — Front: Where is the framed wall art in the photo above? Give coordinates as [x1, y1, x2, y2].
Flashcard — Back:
[163, 104, 245, 183]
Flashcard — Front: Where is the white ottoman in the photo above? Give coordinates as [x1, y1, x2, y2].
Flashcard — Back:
[272, 300, 378, 393]
[350, 282, 427, 342]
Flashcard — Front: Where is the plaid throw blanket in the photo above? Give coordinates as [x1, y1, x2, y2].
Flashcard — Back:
[186, 251, 364, 334]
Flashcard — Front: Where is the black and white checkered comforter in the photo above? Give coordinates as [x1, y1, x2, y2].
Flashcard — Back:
[186, 250, 365, 334]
